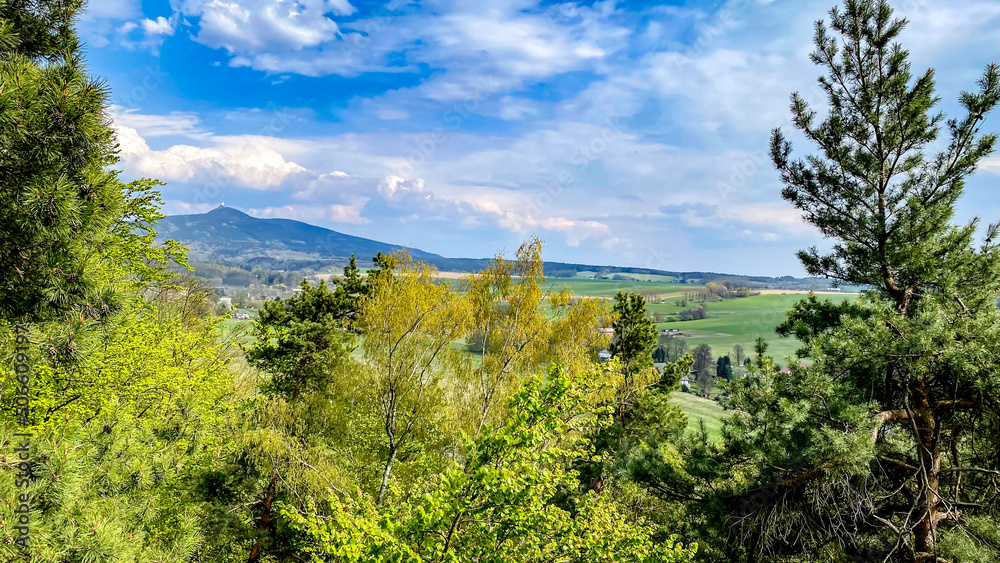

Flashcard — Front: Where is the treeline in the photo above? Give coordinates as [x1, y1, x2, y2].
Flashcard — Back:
[348, 256, 831, 288]
[174, 259, 329, 288]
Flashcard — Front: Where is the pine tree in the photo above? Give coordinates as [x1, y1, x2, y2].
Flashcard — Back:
[245, 279, 354, 400]
[715, 355, 732, 382]
[775, 292, 867, 358]
[724, 0, 1000, 560]
[609, 291, 658, 417]
[0, 2, 111, 320]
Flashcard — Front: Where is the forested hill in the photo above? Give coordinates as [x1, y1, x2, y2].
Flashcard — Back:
[156, 206, 442, 261]
[156, 206, 832, 287]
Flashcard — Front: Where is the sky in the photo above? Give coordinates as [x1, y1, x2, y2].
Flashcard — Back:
[79, 0, 1000, 276]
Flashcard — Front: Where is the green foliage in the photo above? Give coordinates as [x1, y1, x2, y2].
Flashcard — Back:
[244, 278, 355, 399]
[334, 254, 369, 328]
[282, 367, 697, 563]
[691, 344, 714, 395]
[0, 284, 239, 561]
[0, 413, 206, 562]
[610, 291, 657, 375]
[715, 355, 732, 382]
[722, 0, 1000, 559]
[0, 0, 83, 59]
[770, 0, 1000, 314]
[731, 344, 745, 365]
[752, 336, 768, 369]
[463, 238, 549, 431]
[0, 286, 229, 428]
[0, 1, 182, 323]
[775, 292, 866, 358]
[658, 335, 688, 363]
[358, 252, 468, 504]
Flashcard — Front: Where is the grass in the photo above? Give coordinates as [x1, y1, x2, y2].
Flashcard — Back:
[547, 278, 859, 363]
[543, 279, 691, 298]
[670, 391, 727, 441]
[651, 293, 858, 362]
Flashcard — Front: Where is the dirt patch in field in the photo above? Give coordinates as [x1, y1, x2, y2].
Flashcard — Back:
[434, 271, 471, 279]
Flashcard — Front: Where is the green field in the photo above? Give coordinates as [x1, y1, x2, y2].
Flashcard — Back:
[547, 278, 859, 362]
[650, 292, 858, 362]
[670, 392, 726, 441]
[543, 278, 691, 298]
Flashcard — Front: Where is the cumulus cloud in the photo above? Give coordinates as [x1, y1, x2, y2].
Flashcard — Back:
[92, 0, 1000, 274]
[114, 125, 307, 189]
[115, 15, 177, 54]
[378, 176, 426, 199]
[108, 106, 207, 138]
[179, 0, 354, 53]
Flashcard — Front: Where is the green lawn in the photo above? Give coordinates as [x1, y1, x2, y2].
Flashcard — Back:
[670, 391, 727, 441]
[653, 293, 859, 363]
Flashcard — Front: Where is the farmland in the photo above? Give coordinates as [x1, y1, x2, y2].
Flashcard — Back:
[545, 278, 859, 362]
[542, 278, 690, 298]
[648, 292, 857, 361]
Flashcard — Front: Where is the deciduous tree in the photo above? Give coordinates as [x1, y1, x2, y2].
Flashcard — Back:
[463, 238, 549, 432]
[284, 367, 697, 563]
[358, 252, 468, 504]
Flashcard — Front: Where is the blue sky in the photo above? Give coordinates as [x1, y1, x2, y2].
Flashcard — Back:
[80, 0, 1000, 276]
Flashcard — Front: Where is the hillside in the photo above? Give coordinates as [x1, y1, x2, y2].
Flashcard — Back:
[156, 206, 442, 262]
[157, 207, 843, 290]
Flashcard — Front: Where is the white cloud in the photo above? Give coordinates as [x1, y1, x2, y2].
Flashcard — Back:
[114, 125, 307, 189]
[376, 107, 409, 120]
[645, 47, 812, 133]
[113, 15, 177, 54]
[142, 16, 175, 36]
[180, 0, 354, 53]
[378, 176, 426, 198]
[109, 106, 207, 138]
[161, 200, 218, 216]
[496, 96, 538, 120]
[980, 157, 1000, 176]
[724, 203, 810, 234]
[98, 0, 1000, 275]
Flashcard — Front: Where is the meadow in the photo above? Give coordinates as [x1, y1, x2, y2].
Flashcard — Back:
[647, 292, 857, 361]
[671, 391, 726, 440]
[539, 276, 858, 362]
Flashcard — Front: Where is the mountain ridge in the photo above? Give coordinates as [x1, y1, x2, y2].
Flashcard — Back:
[156, 206, 833, 287]
[156, 206, 442, 262]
